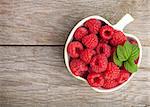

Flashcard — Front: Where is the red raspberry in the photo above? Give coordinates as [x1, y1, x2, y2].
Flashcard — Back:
[84, 19, 102, 34]
[88, 67, 105, 74]
[130, 39, 138, 45]
[82, 70, 89, 79]
[80, 49, 96, 64]
[74, 27, 88, 41]
[90, 55, 108, 73]
[110, 30, 127, 46]
[120, 65, 126, 70]
[135, 57, 139, 64]
[111, 47, 116, 55]
[70, 59, 88, 77]
[108, 47, 116, 62]
[130, 40, 137, 45]
[67, 41, 83, 58]
[87, 72, 104, 87]
[102, 79, 118, 89]
[128, 37, 138, 45]
[99, 38, 109, 44]
[88, 67, 95, 73]
[117, 69, 130, 84]
[99, 25, 114, 40]
[104, 62, 120, 80]
[96, 43, 111, 57]
[82, 34, 98, 49]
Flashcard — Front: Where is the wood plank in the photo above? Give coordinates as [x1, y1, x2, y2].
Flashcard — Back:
[0, 46, 149, 107]
[0, 0, 149, 45]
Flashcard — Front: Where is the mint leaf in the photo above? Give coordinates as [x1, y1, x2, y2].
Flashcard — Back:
[115, 41, 139, 74]
[113, 51, 122, 67]
[124, 58, 137, 73]
[117, 41, 133, 61]
[123, 41, 132, 59]
[131, 44, 140, 60]
[117, 45, 127, 61]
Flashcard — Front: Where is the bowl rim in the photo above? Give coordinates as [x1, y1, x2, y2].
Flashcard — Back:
[64, 15, 142, 92]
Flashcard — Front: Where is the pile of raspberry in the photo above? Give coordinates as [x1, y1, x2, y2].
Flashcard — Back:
[67, 18, 135, 89]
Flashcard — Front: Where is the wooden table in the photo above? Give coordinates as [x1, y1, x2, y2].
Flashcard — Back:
[0, 0, 150, 107]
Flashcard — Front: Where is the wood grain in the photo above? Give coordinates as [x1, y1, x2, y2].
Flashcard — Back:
[0, 46, 149, 107]
[0, 0, 149, 45]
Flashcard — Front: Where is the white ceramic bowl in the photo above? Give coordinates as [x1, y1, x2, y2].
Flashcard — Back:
[64, 14, 142, 92]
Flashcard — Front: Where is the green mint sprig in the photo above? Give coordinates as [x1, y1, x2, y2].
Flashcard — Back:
[113, 41, 140, 73]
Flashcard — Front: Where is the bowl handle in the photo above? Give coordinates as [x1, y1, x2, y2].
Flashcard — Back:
[113, 14, 134, 31]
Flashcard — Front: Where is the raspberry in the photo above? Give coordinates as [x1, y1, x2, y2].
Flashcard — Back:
[96, 43, 111, 57]
[135, 57, 139, 64]
[88, 67, 104, 74]
[117, 69, 130, 84]
[111, 47, 116, 55]
[90, 55, 108, 73]
[84, 19, 102, 34]
[101, 21, 107, 26]
[108, 47, 116, 62]
[82, 34, 98, 49]
[80, 49, 96, 64]
[70, 59, 88, 77]
[82, 70, 89, 79]
[128, 37, 138, 45]
[102, 79, 118, 89]
[99, 38, 109, 44]
[74, 27, 88, 41]
[130, 40, 137, 45]
[67, 41, 83, 58]
[104, 62, 120, 80]
[120, 65, 126, 70]
[99, 25, 114, 40]
[130, 39, 138, 45]
[87, 72, 104, 87]
[88, 67, 95, 73]
[110, 30, 127, 46]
